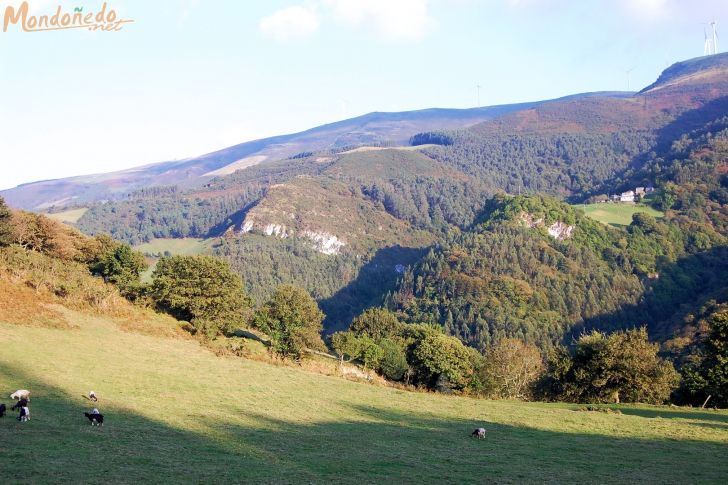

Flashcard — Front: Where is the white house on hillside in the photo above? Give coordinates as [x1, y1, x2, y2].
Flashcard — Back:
[620, 190, 635, 202]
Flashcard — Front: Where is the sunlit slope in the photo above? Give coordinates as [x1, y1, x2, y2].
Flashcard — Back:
[1, 311, 727, 483]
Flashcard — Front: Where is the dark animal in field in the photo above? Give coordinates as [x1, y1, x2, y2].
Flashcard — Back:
[84, 412, 104, 426]
[11, 398, 28, 411]
[471, 427, 486, 439]
[18, 406, 30, 422]
[0, 403, 6, 417]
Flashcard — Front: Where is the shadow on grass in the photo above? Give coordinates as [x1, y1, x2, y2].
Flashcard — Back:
[616, 406, 728, 424]
[1, 363, 727, 484]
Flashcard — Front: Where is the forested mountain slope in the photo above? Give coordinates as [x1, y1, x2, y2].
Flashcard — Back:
[16, 54, 728, 334]
[388, 99, 728, 352]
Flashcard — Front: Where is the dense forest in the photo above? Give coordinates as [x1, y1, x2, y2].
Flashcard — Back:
[418, 129, 655, 197]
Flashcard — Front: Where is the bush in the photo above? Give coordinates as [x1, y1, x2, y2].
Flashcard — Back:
[88, 237, 147, 295]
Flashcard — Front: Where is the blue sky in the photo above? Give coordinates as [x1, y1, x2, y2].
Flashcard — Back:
[1, 0, 727, 190]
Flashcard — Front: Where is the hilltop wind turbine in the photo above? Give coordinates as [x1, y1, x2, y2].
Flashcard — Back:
[703, 21, 719, 55]
[625, 67, 636, 91]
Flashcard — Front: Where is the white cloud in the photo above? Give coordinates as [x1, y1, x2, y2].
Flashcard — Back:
[618, 0, 671, 22]
[325, 0, 435, 41]
[259, 5, 320, 42]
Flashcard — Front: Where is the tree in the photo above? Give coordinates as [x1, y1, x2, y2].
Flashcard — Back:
[377, 338, 408, 381]
[684, 309, 728, 407]
[151, 255, 252, 337]
[255, 284, 325, 360]
[630, 212, 659, 234]
[0, 196, 12, 246]
[330, 331, 363, 363]
[350, 307, 401, 340]
[483, 338, 544, 399]
[89, 239, 147, 294]
[358, 334, 384, 370]
[411, 332, 483, 393]
[546, 328, 679, 404]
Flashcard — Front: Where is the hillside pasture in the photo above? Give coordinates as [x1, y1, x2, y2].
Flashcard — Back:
[133, 237, 213, 257]
[134, 238, 214, 281]
[44, 207, 88, 224]
[575, 202, 664, 227]
[1, 310, 727, 484]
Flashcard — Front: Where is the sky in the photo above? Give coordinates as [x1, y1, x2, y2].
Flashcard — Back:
[0, 0, 727, 190]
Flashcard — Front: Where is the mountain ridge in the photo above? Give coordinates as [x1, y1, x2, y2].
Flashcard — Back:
[1, 91, 661, 210]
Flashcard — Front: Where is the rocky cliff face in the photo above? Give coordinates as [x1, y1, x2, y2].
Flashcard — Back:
[239, 216, 346, 255]
[519, 212, 574, 241]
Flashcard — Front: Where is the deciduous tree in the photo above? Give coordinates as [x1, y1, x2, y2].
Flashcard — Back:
[151, 255, 252, 336]
[255, 284, 325, 360]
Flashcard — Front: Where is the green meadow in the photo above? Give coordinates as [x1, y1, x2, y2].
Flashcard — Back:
[575, 203, 664, 227]
[133, 238, 214, 281]
[1, 310, 727, 484]
[45, 208, 89, 224]
[133, 237, 213, 257]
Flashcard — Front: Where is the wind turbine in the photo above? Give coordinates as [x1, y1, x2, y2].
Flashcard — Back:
[475, 84, 482, 107]
[625, 67, 636, 91]
[703, 21, 719, 55]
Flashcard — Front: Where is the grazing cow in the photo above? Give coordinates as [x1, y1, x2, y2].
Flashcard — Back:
[0, 403, 6, 417]
[11, 397, 28, 411]
[18, 406, 30, 422]
[84, 412, 104, 426]
[10, 390, 30, 401]
[471, 427, 486, 439]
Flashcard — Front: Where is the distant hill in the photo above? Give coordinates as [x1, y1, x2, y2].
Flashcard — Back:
[1, 103, 540, 210]
[641, 52, 728, 93]
[7, 72, 715, 212]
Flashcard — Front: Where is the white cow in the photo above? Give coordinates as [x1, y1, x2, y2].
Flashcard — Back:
[10, 389, 30, 401]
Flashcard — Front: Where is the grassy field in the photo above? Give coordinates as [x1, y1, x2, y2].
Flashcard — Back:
[44, 208, 88, 224]
[1, 310, 727, 483]
[574, 202, 664, 227]
[134, 238, 214, 281]
[133, 238, 213, 256]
